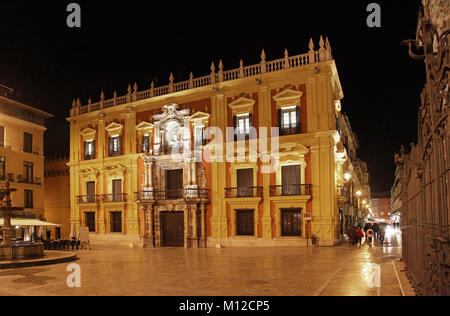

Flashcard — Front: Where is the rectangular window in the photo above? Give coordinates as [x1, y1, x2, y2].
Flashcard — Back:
[0, 125, 4, 147]
[234, 113, 252, 140]
[24, 189, 33, 209]
[282, 165, 301, 196]
[112, 179, 122, 202]
[23, 132, 33, 153]
[109, 135, 121, 156]
[0, 157, 4, 180]
[85, 212, 96, 233]
[142, 134, 151, 153]
[282, 209, 302, 236]
[84, 140, 95, 160]
[279, 106, 301, 135]
[86, 181, 96, 203]
[23, 161, 33, 183]
[110, 212, 122, 233]
[236, 210, 254, 236]
[194, 126, 206, 147]
[237, 168, 253, 197]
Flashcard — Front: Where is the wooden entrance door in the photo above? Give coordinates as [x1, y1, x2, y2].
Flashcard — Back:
[161, 212, 184, 247]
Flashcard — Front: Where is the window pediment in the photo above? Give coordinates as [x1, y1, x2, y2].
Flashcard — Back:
[273, 89, 303, 108]
[279, 143, 309, 157]
[81, 127, 97, 141]
[228, 97, 255, 116]
[189, 111, 211, 126]
[136, 121, 154, 135]
[105, 122, 124, 137]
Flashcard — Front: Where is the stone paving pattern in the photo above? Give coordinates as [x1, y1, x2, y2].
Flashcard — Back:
[0, 232, 411, 296]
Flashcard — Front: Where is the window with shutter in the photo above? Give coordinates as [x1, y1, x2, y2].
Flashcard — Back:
[84, 140, 95, 160]
[109, 135, 121, 156]
[280, 106, 301, 135]
[237, 168, 253, 197]
[86, 181, 96, 203]
[235, 113, 251, 140]
[112, 179, 122, 202]
[282, 165, 301, 195]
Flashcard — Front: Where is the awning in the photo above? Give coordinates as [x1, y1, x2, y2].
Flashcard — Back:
[0, 219, 62, 227]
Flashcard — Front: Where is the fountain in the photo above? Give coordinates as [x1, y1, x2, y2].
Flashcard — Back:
[0, 180, 44, 260]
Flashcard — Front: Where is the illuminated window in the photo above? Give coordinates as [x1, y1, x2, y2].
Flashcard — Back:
[109, 135, 121, 156]
[84, 140, 95, 160]
[279, 106, 301, 135]
[234, 113, 252, 140]
[142, 134, 151, 153]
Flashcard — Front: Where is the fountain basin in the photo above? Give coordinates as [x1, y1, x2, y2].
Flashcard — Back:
[0, 243, 44, 260]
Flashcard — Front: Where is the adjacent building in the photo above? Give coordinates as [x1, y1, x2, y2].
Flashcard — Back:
[68, 36, 371, 248]
[399, 0, 449, 296]
[0, 84, 53, 218]
[371, 192, 392, 222]
[44, 153, 71, 239]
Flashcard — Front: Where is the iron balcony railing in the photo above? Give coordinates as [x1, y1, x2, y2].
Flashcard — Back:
[102, 193, 128, 203]
[280, 124, 301, 136]
[135, 188, 210, 202]
[224, 187, 263, 198]
[77, 195, 101, 204]
[269, 184, 312, 197]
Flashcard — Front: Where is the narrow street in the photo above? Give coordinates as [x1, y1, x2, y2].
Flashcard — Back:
[0, 230, 407, 296]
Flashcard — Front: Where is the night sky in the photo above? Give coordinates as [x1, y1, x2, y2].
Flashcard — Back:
[0, 0, 425, 193]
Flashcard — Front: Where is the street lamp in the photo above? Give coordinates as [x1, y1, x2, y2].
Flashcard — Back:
[344, 172, 351, 181]
[356, 190, 362, 196]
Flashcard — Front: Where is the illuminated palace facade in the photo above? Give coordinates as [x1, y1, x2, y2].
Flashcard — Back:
[68, 37, 371, 248]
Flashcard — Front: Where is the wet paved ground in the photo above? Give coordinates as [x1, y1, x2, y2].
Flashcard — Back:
[0, 230, 404, 296]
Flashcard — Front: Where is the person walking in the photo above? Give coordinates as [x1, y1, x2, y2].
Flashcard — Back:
[379, 224, 386, 244]
[366, 227, 375, 247]
[355, 226, 364, 247]
[347, 226, 355, 246]
[373, 222, 380, 240]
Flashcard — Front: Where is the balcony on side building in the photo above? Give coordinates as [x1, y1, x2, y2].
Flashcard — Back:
[269, 184, 312, 197]
[102, 193, 128, 203]
[77, 195, 101, 204]
[135, 188, 210, 203]
[225, 187, 263, 199]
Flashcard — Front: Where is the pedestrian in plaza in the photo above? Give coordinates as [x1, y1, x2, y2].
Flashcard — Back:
[379, 224, 386, 244]
[373, 222, 380, 239]
[356, 226, 364, 247]
[347, 226, 355, 246]
[365, 227, 374, 247]
[363, 222, 372, 234]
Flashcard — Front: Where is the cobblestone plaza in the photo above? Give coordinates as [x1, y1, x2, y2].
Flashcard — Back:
[0, 232, 411, 296]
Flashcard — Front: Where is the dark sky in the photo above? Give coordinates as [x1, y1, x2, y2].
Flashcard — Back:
[0, 0, 425, 193]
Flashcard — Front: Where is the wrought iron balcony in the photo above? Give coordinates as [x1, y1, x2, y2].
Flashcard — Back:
[269, 184, 312, 197]
[280, 124, 301, 136]
[135, 188, 210, 202]
[225, 187, 263, 198]
[77, 195, 100, 204]
[102, 193, 128, 203]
